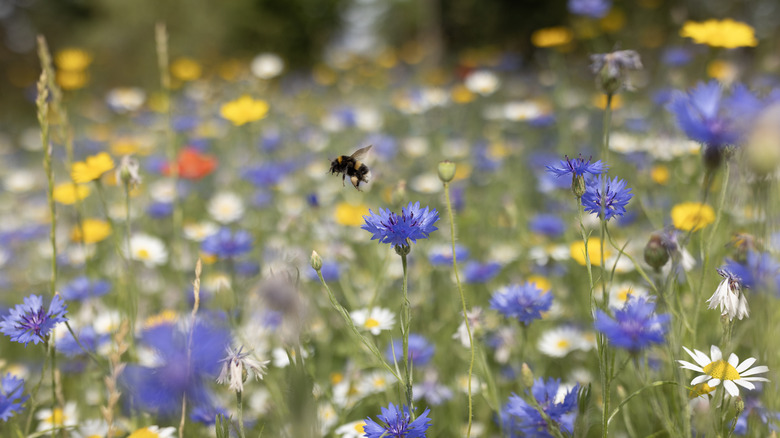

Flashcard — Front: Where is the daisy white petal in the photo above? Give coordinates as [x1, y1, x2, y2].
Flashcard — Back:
[736, 357, 757, 373]
[723, 380, 739, 396]
[710, 345, 722, 361]
[727, 353, 739, 368]
[678, 361, 704, 372]
[741, 366, 769, 376]
[691, 375, 709, 385]
[708, 378, 721, 387]
[733, 379, 755, 390]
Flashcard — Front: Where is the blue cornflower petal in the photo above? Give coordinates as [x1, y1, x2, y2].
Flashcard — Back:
[201, 228, 253, 259]
[594, 296, 669, 352]
[60, 277, 112, 301]
[0, 373, 28, 421]
[490, 283, 553, 325]
[0, 294, 68, 346]
[502, 378, 579, 436]
[546, 154, 607, 178]
[385, 334, 435, 367]
[363, 403, 432, 438]
[581, 175, 633, 221]
[362, 202, 439, 248]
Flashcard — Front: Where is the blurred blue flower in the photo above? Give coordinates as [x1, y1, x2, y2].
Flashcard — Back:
[0, 294, 68, 346]
[428, 244, 470, 266]
[529, 214, 565, 237]
[0, 373, 28, 421]
[147, 202, 174, 219]
[413, 375, 453, 406]
[502, 378, 579, 437]
[260, 129, 282, 152]
[60, 277, 112, 301]
[235, 261, 261, 277]
[581, 175, 633, 221]
[252, 190, 274, 208]
[307, 261, 340, 282]
[201, 228, 253, 259]
[362, 202, 439, 248]
[546, 154, 606, 178]
[662, 47, 693, 67]
[57, 326, 108, 357]
[463, 261, 502, 283]
[594, 296, 669, 352]
[363, 403, 431, 438]
[122, 319, 230, 416]
[363, 133, 398, 160]
[568, 0, 611, 18]
[725, 251, 780, 292]
[386, 334, 434, 367]
[490, 283, 552, 325]
[243, 162, 295, 187]
[191, 402, 229, 426]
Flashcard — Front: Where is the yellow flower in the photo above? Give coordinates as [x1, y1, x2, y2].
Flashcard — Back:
[52, 183, 90, 205]
[334, 202, 369, 226]
[531, 27, 573, 48]
[71, 152, 115, 184]
[71, 219, 111, 244]
[451, 84, 475, 103]
[144, 311, 178, 329]
[671, 202, 715, 231]
[680, 19, 758, 48]
[56, 70, 89, 91]
[599, 9, 626, 33]
[220, 95, 270, 126]
[650, 165, 670, 185]
[55, 48, 92, 71]
[170, 57, 202, 81]
[570, 238, 612, 266]
[707, 60, 737, 82]
[527, 275, 551, 292]
[593, 93, 623, 109]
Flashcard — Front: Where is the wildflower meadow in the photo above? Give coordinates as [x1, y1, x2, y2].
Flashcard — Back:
[2, 1, 780, 437]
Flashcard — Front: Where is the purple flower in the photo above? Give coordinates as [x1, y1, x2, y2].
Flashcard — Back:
[529, 214, 566, 237]
[428, 244, 469, 266]
[490, 283, 552, 325]
[0, 294, 68, 346]
[594, 296, 669, 352]
[60, 277, 112, 301]
[463, 261, 502, 283]
[201, 228, 253, 259]
[362, 202, 439, 248]
[501, 378, 579, 437]
[568, 0, 611, 18]
[0, 373, 28, 421]
[363, 403, 432, 438]
[581, 175, 633, 221]
[385, 334, 434, 367]
[546, 154, 606, 178]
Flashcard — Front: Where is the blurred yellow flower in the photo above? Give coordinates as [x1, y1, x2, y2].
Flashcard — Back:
[680, 19, 758, 48]
[707, 60, 737, 82]
[71, 219, 111, 244]
[52, 183, 90, 205]
[527, 275, 551, 292]
[220, 95, 269, 126]
[650, 165, 670, 185]
[71, 152, 115, 184]
[570, 238, 612, 266]
[171, 57, 202, 81]
[671, 202, 715, 231]
[144, 310, 178, 329]
[451, 84, 475, 103]
[56, 70, 89, 91]
[593, 94, 623, 109]
[599, 9, 626, 33]
[531, 27, 573, 48]
[335, 202, 369, 226]
[55, 48, 92, 71]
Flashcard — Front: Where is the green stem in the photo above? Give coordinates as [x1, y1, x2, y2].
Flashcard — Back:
[602, 94, 612, 163]
[444, 181, 474, 437]
[400, 252, 414, 417]
[236, 391, 246, 438]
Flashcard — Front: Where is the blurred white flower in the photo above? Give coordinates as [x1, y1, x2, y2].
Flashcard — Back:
[106, 87, 146, 113]
[251, 53, 285, 79]
[128, 233, 168, 267]
[183, 221, 219, 242]
[350, 307, 395, 335]
[208, 191, 245, 224]
[465, 70, 500, 96]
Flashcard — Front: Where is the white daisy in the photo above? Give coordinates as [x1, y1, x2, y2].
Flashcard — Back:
[350, 307, 395, 335]
[678, 345, 769, 397]
[208, 191, 245, 224]
[106, 87, 146, 113]
[464, 70, 500, 96]
[537, 326, 587, 358]
[706, 269, 749, 321]
[127, 425, 176, 437]
[607, 282, 649, 309]
[182, 221, 219, 242]
[358, 370, 393, 395]
[334, 420, 368, 438]
[36, 401, 78, 432]
[71, 419, 108, 438]
[251, 53, 285, 79]
[318, 403, 338, 435]
[128, 233, 168, 267]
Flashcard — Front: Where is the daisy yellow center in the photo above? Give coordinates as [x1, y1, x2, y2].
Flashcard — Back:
[703, 359, 740, 381]
[354, 422, 366, 433]
[87, 435, 101, 438]
[128, 428, 159, 438]
[330, 372, 344, 384]
[556, 339, 570, 349]
[689, 382, 717, 399]
[137, 248, 150, 260]
[364, 318, 380, 329]
[373, 377, 386, 386]
[617, 289, 632, 302]
[46, 408, 64, 425]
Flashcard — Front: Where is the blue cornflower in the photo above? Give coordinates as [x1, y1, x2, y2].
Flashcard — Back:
[60, 277, 112, 301]
[122, 319, 230, 416]
[386, 334, 434, 367]
[306, 261, 339, 282]
[490, 283, 552, 325]
[463, 261, 502, 283]
[529, 214, 566, 238]
[428, 244, 469, 266]
[568, 0, 611, 18]
[545, 154, 606, 178]
[362, 202, 439, 249]
[502, 378, 579, 437]
[190, 402, 229, 426]
[201, 228, 253, 259]
[662, 47, 693, 67]
[0, 294, 68, 346]
[667, 81, 761, 149]
[594, 296, 670, 352]
[581, 175, 633, 221]
[57, 326, 108, 357]
[726, 251, 780, 292]
[0, 373, 28, 421]
[363, 403, 431, 438]
[147, 201, 174, 219]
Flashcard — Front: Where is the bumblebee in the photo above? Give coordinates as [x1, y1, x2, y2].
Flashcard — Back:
[329, 145, 372, 191]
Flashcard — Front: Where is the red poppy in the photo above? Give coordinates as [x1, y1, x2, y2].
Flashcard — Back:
[163, 147, 217, 179]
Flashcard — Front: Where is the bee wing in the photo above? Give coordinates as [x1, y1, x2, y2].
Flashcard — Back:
[350, 145, 372, 161]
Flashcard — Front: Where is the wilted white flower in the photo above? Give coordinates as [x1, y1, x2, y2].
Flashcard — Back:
[706, 269, 749, 321]
[217, 345, 269, 393]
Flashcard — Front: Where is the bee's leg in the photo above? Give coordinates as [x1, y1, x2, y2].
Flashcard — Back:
[351, 176, 362, 191]
[342, 173, 346, 187]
